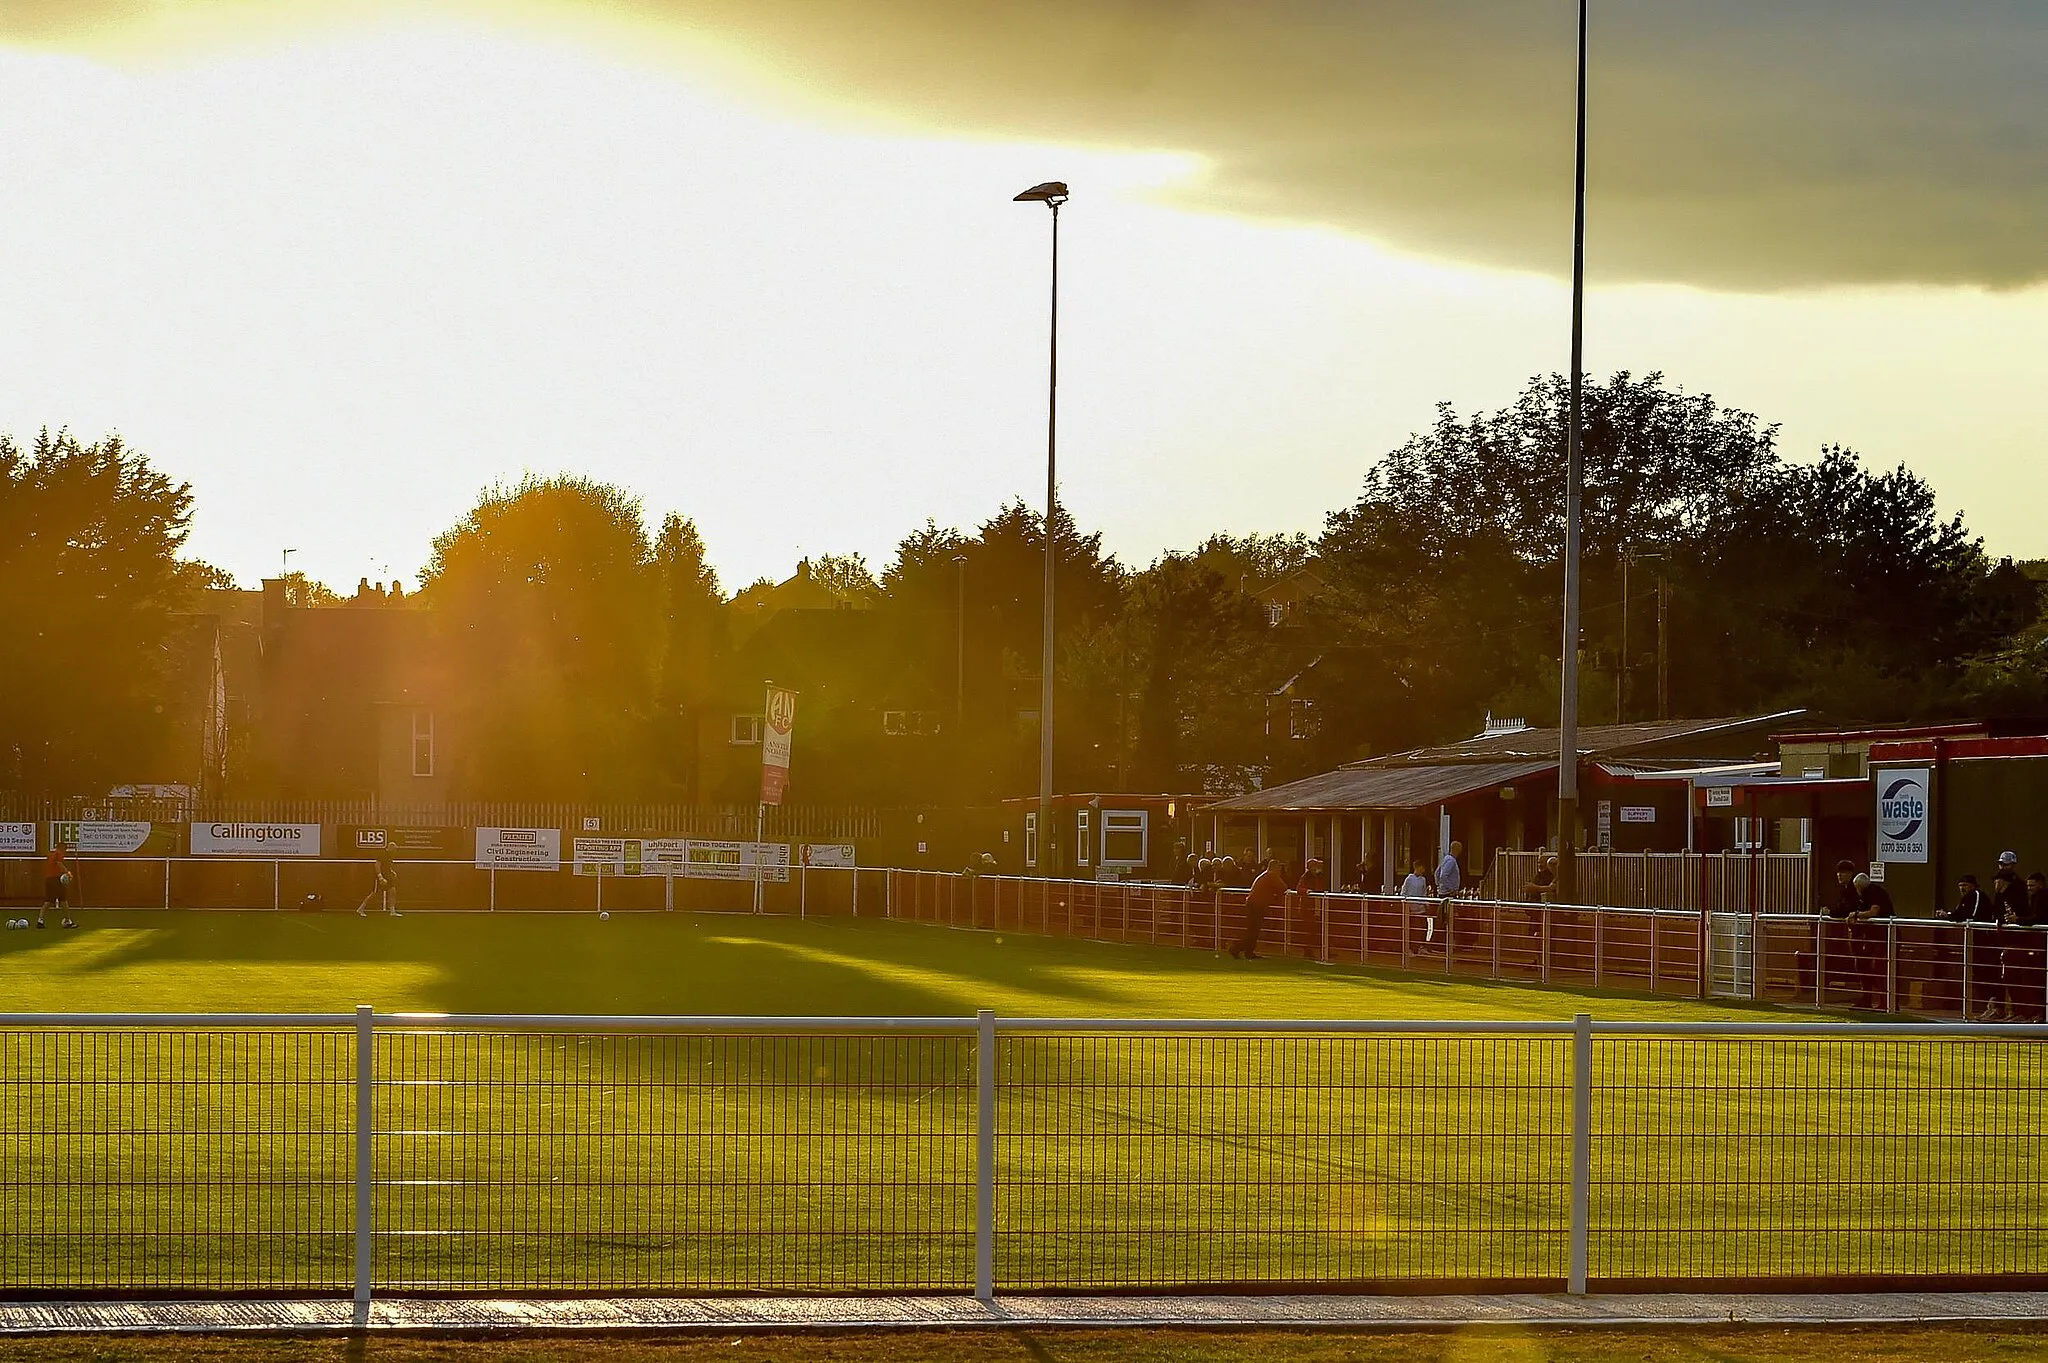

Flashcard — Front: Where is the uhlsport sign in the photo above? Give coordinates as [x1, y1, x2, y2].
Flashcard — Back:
[191, 823, 322, 857]
[1875, 767, 1932, 865]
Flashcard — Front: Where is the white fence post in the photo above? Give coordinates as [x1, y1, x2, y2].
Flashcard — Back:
[975, 1008, 997, 1303]
[354, 1003, 374, 1322]
[1569, 1010, 1592, 1296]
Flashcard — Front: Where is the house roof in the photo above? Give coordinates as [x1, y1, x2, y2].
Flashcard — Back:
[1204, 760, 1556, 815]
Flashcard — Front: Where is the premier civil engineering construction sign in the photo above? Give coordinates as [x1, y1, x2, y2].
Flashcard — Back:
[761, 684, 797, 806]
[1875, 766, 1933, 864]
[475, 827, 563, 869]
[190, 822, 322, 856]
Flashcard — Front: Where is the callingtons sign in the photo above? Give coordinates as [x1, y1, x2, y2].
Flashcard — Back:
[190, 823, 323, 857]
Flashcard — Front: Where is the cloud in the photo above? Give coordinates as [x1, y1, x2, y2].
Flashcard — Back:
[10, 0, 2048, 289]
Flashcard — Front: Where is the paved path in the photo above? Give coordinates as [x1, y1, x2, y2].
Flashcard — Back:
[4, 1292, 2047, 1334]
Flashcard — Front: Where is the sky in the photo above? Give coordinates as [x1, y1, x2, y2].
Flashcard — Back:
[2, 1, 2046, 592]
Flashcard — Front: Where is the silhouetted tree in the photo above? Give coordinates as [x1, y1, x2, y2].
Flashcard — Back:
[419, 476, 661, 798]
[0, 429, 197, 796]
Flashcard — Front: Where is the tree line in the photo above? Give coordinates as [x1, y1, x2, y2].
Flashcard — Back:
[4, 372, 2041, 804]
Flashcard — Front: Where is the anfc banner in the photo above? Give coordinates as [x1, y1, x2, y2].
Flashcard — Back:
[760, 684, 797, 806]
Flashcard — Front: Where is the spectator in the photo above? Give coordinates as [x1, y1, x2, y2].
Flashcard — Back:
[1982, 852, 2028, 1020]
[1230, 858, 1288, 961]
[1189, 857, 1210, 891]
[1946, 874, 1991, 1015]
[1516, 852, 1558, 945]
[2008, 871, 2048, 1024]
[1436, 841, 1465, 898]
[1802, 860, 1862, 1000]
[1295, 857, 1327, 951]
[1401, 858, 1436, 946]
[1848, 873, 1894, 1010]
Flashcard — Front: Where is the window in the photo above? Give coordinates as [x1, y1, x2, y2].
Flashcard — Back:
[1023, 812, 1038, 868]
[1102, 810, 1148, 866]
[1075, 809, 1091, 867]
[883, 709, 941, 736]
[410, 710, 435, 778]
[731, 714, 764, 745]
[1288, 697, 1316, 740]
[1265, 601, 1286, 627]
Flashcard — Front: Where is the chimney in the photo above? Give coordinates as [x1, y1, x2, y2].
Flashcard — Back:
[261, 578, 287, 637]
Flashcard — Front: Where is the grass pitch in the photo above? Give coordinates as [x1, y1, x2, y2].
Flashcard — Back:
[0, 912, 2039, 1297]
[0, 906, 1800, 1021]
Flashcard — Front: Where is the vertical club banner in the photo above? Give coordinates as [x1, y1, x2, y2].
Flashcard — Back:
[761, 683, 797, 806]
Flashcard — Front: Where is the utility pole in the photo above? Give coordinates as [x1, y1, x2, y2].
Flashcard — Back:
[1656, 570, 1670, 721]
[1617, 550, 1630, 725]
[1556, 0, 1590, 903]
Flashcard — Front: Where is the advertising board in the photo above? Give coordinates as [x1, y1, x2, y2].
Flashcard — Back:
[475, 827, 563, 870]
[1874, 766, 1932, 864]
[51, 821, 175, 855]
[190, 823, 323, 857]
[0, 823, 35, 854]
[342, 826, 461, 857]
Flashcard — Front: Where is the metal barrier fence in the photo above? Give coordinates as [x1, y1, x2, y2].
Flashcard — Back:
[0, 855, 882, 918]
[1, 1012, 2043, 1302]
[882, 870, 2048, 1019]
[1488, 850, 1812, 917]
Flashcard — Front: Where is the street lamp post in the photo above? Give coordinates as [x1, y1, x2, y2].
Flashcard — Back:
[953, 552, 969, 803]
[1015, 180, 1068, 879]
[1557, 0, 1589, 904]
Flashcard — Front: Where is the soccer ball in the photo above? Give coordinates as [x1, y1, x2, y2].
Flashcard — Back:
[5, 919, 23, 930]
[598, 911, 610, 921]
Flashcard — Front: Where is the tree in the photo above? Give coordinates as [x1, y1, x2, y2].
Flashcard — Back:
[879, 502, 1127, 797]
[1127, 553, 1275, 792]
[0, 429, 198, 796]
[419, 476, 662, 798]
[279, 572, 341, 608]
[653, 513, 726, 798]
[809, 552, 881, 604]
[1312, 373, 2029, 751]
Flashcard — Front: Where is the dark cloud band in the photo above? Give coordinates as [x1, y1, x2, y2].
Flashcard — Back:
[13, 0, 2046, 288]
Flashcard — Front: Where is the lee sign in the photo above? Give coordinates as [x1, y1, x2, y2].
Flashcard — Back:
[1875, 767, 1932, 864]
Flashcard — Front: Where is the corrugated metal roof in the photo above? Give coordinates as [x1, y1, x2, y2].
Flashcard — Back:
[1206, 760, 1556, 814]
[1350, 710, 1807, 767]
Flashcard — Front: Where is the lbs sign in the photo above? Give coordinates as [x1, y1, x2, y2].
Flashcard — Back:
[1875, 767, 1931, 864]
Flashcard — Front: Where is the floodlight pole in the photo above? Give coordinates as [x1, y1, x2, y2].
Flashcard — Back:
[1557, 0, 1589, 903]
